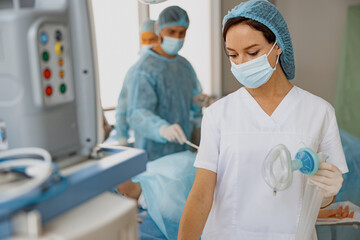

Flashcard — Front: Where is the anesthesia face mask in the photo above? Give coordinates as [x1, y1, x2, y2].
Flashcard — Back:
[262, 144, 328, 195]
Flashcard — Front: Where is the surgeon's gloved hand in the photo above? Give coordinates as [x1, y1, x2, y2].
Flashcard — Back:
[309, 162, 343, 198]
[193, 94, 210, 107]
[118, 138, 129, 146]
[159, 124, 187, 144]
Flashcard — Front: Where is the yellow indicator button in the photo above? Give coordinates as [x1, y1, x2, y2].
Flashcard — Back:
[55, 42, 64, 56]
[58, 58, 63, 66]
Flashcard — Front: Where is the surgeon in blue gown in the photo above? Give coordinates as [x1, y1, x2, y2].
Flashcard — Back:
[115, 19, 158, 146]
[124, 6, 209, 161]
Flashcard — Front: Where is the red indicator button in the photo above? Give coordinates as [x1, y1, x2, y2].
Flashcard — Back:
[43, 69, 51, 79]
[45, 86, 53, 96]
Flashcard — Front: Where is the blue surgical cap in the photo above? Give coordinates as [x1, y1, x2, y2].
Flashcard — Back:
[222, 0, 295, 80]
[140, 19, 156, 33]
[155, 6, 189, 34]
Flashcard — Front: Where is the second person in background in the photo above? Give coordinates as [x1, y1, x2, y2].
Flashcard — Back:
[123, 6, 209, 161]
[139, 19, 158, 52]
[115, 19, 158, 146]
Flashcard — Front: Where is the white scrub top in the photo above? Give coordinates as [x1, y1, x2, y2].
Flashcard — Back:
[194, 86, 348, 240]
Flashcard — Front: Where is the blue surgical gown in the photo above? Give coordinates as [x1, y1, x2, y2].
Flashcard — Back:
[125, 49, 202, 161]
[115, 73, 131, 139]
[115, 49, 152, 140]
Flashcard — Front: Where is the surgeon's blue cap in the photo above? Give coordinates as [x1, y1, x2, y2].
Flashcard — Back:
[140, 19, 156, 33]
[155, 6, 189, 34]
[222, 0, 295, 80]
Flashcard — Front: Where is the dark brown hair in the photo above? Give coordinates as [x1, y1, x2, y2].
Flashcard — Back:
[223, 17, 276, 44]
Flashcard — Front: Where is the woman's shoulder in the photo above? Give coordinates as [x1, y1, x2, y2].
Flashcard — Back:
[206, 88, 244, 114]
[295, 86, 335, 113]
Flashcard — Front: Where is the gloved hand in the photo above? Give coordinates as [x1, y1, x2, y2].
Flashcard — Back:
[320, 195, 335, 208]
[318, 205, 354, 219]
[159, 124, 187, 144]
[193, 94, 210, 107]
[118, 137, 129, 146]
[309, 162, 343, 198]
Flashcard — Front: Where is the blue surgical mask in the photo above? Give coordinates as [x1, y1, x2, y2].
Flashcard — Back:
[139, 45, 154, 55]
[161, 35, 184, 55]
[230, 42, 279, 88]
[141, 44, 154, 50]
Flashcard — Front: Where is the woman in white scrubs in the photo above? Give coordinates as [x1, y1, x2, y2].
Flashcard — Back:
[178, 0, 348, 239]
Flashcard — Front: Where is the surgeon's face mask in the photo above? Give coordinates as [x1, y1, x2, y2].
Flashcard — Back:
[141, 44, 155, 52]
[230, 41, 279, 89]
[139, 45, 153, 55]
[141, 44, 155, 49]
[161, 35, 184, 55]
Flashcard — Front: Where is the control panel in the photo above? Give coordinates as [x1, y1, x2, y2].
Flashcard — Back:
[37, 24, 74, 106]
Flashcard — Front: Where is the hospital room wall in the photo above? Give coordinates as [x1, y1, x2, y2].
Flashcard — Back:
[275, 0, 360, 105]
[221, 0, 360, 105]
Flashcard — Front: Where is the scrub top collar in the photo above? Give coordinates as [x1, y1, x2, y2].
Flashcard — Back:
[148, 48, 180, 62]
[240, 86, 299, 124]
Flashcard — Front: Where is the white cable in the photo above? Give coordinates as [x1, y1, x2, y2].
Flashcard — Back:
[0, 148, 52, 204]
[0, 159, 48, 192]
[0, 148, 51, 163]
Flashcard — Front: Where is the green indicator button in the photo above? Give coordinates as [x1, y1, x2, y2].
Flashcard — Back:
[42, 51, 49, 61]
[60, 84, 67, 94]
